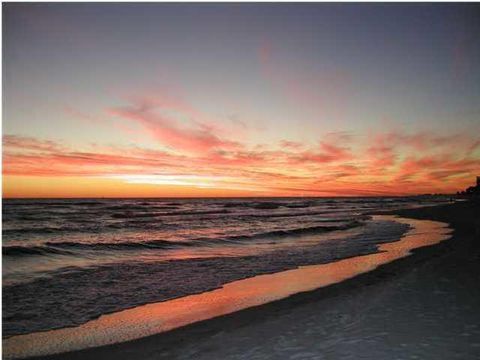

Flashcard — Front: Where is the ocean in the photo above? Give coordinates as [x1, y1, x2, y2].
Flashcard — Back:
[2, 197, 449, 338]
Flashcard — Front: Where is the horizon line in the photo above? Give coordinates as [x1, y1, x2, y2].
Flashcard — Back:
[2, 194, 454, 200]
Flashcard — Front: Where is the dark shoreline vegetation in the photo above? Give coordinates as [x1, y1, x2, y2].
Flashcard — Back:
[16, 200, 479, 360]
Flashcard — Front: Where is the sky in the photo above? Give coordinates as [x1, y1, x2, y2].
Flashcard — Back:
[3, 3, 480, 197]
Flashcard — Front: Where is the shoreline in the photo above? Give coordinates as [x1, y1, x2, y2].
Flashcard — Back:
[8, 201, 480, 359]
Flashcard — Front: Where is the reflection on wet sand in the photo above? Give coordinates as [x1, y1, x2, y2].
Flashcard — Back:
[3, 216, 451, 360]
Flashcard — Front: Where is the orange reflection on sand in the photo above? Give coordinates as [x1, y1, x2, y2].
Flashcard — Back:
[3, 216, 451, 360]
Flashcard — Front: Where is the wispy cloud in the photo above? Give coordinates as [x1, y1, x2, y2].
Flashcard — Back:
[5, 125, 479, 196]
[109, 94, 242, 154]
[3, 135, 67, 153]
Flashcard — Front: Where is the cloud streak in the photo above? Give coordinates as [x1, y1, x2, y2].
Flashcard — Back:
[109, 93, 242, 154]
[4, 125, 480, 196]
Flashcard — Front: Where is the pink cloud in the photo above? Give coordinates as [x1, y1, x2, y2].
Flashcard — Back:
[279, 140, 304, 150]
[109, 99, 242, 154]
[319, 141, 351, 160]
[288, 136, 352, 165]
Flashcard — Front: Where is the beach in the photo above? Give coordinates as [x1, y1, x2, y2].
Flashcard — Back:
[7, 200, 478, 360]
[4, 3, 480, 360]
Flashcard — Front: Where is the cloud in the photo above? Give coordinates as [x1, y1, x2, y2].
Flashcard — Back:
[3, 135, 67, 153]
[3, 137, 185, 177]
[109, 94, 242, 154]
[279, 140, 304, 150]
[319, 141, 352, 160]
[288, 136, 352, 165]
[4, 126, 479, 196]
[372, 131, 473, 152]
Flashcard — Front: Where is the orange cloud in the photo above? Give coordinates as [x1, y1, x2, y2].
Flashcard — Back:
[3, 126, 479, 197]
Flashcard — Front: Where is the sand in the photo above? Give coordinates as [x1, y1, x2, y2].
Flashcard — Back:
[8, 201, 480, 360]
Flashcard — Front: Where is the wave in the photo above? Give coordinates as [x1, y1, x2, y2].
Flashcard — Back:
[105, 205, 151, 211]
[111, 212, 162, 219]
[163, 209, 231, 216]
[106, 204, 179, 211]
[223, 201, 313, 209]
[223, 220, 363, 241]
[66, 201, 104, 206]
[284, 203, 314, 208]
[2, 239, 196, 257]
[2, 227, 81, 235]
[111, 209, 231, 218]
[49, 239, 195, 250]
[2, 240, 191, 258]
[3, 245, 74, 257]
[3, 201, 103, 207]
[235, 211, 368, 220]
[3, 209, 367, 236]
[3, 221, 363, 258]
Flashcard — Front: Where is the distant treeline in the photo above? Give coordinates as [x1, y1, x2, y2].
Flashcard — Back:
[457, 178, 480, 198]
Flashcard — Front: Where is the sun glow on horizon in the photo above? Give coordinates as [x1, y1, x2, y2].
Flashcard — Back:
[107, 174, 267, 192]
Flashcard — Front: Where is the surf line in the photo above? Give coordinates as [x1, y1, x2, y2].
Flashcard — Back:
[3, 215, 451, 360]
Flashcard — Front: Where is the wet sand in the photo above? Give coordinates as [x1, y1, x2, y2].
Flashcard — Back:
[7, 201, 480, 359]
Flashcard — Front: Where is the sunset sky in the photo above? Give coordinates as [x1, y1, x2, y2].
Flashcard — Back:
[3, 3, 480, 197]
